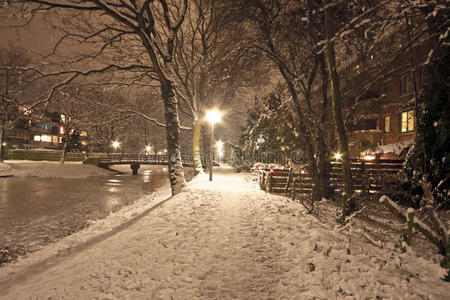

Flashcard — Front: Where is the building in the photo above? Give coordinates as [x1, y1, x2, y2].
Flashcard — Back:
[345, 42, 429, 159]
[4, 108, 88, 151]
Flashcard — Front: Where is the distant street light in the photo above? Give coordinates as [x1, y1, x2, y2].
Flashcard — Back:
[112, 141, 120, 153]
[205, 109, 222, 181]
[334, 152, 342, 160]
[145, 145, 151, 154]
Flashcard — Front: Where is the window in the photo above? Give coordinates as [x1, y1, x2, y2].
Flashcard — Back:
[384, 116, 390, 133]
[34, 135, 52, 142]
[400, 72, 413, 95]
[41, 135, 52, 142]
[401, 110, 415, 132]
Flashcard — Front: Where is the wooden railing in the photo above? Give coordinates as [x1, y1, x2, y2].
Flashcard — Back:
[97, 153, 198, 166]
[258, 159, 404, 198]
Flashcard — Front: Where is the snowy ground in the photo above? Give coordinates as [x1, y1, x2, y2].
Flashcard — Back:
[0, 160, 114, 178]
[0, 167, 448, 299]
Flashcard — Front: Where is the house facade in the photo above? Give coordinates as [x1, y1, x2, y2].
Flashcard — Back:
[4, 108, 88, 151]
[346, 42, 429, 159]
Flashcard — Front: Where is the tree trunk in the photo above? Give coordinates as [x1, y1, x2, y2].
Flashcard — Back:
[60, 140, 68, 164]
[0, 125, 4, 162]
[324, 2, 354, 202]
[161, 79, 187, 195]
[192, 116, 203, 175]
[318, 54, 331, 199]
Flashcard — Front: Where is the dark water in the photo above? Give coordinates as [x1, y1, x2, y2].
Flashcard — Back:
[0, 166, 193, 253]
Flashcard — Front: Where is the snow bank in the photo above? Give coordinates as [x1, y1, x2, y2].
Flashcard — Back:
[0, 184, 173, 283]
[1, 161, 114, 178]
[0, 163, 12, 177]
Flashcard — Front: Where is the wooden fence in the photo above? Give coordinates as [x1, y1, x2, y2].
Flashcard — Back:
[258, 159, 404, 199]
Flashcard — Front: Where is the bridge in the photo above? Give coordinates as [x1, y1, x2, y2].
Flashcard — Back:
[84, 153, 205, 175]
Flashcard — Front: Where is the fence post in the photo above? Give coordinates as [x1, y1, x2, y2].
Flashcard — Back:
[292, 179, 296, 201]
[259, 171, 266, 191]
[267, 172, 273, 193]
[361, 160, 368, 194]
[269, 172, 273, 194]
[284, 168, 293, 195]
[404, 208, 415, 246]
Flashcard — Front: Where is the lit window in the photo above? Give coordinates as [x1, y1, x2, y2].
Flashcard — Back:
[33, 135, 41, 142]
[401, 110, 414, 132]
[384, 116, 390, 133]
[60, 126, 65, 134]
[400, 72, 413, 95]
[41, 135, 52, 142]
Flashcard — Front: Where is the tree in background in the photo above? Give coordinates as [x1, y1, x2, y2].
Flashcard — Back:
[2, 0, 189, 194]
[0, 46, 32, 161]
[403, 1, 449, 208]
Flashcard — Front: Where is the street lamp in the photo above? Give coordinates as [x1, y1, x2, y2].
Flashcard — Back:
[334, 152, 342, 160]
[205, 109, 222, 181]
[145, 145, 151, 154]
[112, 141, 120, 153]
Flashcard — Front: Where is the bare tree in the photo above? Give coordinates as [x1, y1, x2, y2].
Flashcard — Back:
[322, 0, 354, 207]
[0, 46, 33, 161]
[1, 0, 191, 194]
[172, 0, 261, 174]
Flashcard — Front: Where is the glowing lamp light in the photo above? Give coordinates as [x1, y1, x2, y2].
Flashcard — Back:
[334, 152, 342, 160]
[205, 109, 222, 124]
[363, 154, 376, 161]
[270, 169, 275, 174]
[112, 141, 120, 149]
[145, 145, 151, 152]
[216, 141, 224, 149]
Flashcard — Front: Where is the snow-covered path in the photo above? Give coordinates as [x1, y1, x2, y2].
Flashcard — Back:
[0, 167, 448, 299]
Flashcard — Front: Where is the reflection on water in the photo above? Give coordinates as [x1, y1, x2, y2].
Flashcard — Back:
[0, 165, 194, 254]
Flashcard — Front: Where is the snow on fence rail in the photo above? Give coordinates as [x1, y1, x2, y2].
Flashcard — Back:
[258, 158, 404, 198]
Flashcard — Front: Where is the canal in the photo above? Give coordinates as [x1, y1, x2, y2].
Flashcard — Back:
[0, 165, 193, 257]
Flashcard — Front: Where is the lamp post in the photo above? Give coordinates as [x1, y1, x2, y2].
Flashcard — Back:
[216, 141, 224, 164]
[205, 109, 222, 181]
